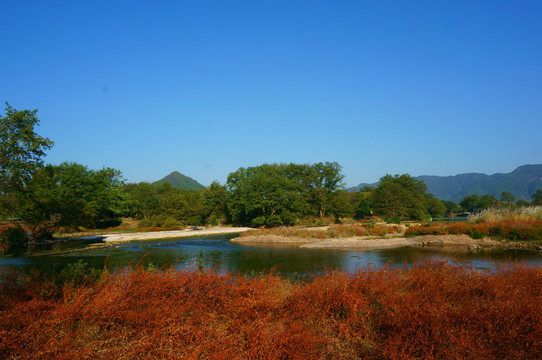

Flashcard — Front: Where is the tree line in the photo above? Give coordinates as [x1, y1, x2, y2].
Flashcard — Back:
[2, 103, 542, 245]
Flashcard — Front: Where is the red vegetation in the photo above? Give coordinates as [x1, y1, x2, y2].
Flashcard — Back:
[1, 262, 541, 359]
[406, 219, 542, 241]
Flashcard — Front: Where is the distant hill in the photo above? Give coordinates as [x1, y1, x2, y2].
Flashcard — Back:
[348, 164, 542, 202]
[157, 171, 205, 191]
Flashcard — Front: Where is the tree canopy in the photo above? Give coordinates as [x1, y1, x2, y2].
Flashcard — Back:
[0, 103, 54, 190]
[226, 162, 344, 226]
[373, 174, 429, 220]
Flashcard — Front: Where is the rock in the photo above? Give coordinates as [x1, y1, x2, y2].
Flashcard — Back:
[469, 244, 481, 252]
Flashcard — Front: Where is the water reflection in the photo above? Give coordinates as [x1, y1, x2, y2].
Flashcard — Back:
[1, 233, 541, 275]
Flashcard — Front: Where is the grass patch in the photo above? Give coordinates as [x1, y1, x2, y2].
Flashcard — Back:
[240, 224, 401, 239]
[405, 219, 542, 241]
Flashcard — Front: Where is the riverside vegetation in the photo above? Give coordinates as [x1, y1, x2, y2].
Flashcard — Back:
[2, 102, 542, 249]
[1, 260, 541, 359]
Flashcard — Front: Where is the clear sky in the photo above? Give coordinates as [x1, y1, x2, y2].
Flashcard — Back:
[2, 0, 541, 187]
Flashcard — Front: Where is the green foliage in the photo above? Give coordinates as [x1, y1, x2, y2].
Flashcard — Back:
[459, 194, 480, 212]
[532, 190, 542, 206]
[0, 226, 27, 245]
[373, 174, 429, 220]
[137, 215, 185, 230]
[122, 182, 203, 225]
[460, 194, 502, 213]
[424, 194, 446, 218]
[0, 103, 54, 219]
[0, 103, 54, 189]
[58, 260, 102, 287]
[201, 181, 228, 225]
[15, 162, 125, 240]
[442, 200, 462, 216]
[500, 191, 516, 204]
[226, 162, 344, 226]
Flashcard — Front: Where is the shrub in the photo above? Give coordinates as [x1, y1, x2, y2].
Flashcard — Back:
[1, 262, 541, 359]
[0, 226, 27, 245]
[138, 215, 185, 231]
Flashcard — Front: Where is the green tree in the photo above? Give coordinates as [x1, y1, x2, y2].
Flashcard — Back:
[202, 181, 228, 225]
[424, 194, 446, 218]
[0, 103, 54, 217]
[305, 162, 344, 218]
[459, 194, 480, 213]
[442, 200, 461, 217]
[226, 164, 307, 226]
[500, 191, 516, 205]
[532, 189, 542, 206]
[17, 162, 124, 240]
[479, 194, 499, 210]
[373, 174, 428, 220]
[354, 186, 375, 219]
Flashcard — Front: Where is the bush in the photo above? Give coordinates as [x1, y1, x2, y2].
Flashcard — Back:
[385, 216, 402, 224]
[1, 262, 541, 359]
[94, 218, 122, 229]
[0, 226, 27, 245]
[138, 215, 185, 231]
[405, 220, 542, 241]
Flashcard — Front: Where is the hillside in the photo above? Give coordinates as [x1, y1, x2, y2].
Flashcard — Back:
[349, 164, 542, 202]
[157, 171, 205, 191]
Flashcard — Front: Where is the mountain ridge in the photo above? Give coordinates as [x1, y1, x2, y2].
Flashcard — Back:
[348, 164, 542, 202]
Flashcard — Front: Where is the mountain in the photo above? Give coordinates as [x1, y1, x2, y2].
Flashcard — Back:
[157, 171, 205, 191]
[348, 164, 542, 202]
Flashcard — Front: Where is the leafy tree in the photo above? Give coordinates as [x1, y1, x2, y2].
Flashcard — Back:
[122, 182, 163, 219]
[424, 194, 446, 218]
[479, 194, 499, 210]
[227, 164, 305, 226]
[0, 103, 54, 217]
[516, 199, 530, 207]
[354, 186, 375, 219]
[373, 174, 428, 220]
[16, 162, 124, 240]
[202, 181, 228, 225]
[459, 194, 480, 213]
[500, 191, 516, 204]
[305, 162, 344, 218]
[442, 200, 461, 217]
[532, 189, 542, 206]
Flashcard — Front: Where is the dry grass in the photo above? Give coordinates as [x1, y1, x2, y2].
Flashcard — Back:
[470, 206, 542, 223]
[240, 224, 401, 239]
[1, 261, 541, 359]
[406, 219, 542, 241]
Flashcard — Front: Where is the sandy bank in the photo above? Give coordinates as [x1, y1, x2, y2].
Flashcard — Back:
[231, 234, 503, 250]
[73, 227, 252, 243]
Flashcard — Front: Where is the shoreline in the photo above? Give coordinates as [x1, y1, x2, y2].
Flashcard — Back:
[70, 226, 252, 243]
[63, 227, 541, 251]
[231, 234, 536, 250]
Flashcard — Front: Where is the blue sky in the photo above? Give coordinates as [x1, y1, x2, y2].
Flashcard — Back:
[2, 0, 541, 187]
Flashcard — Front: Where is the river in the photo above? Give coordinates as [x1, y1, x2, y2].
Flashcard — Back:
[1, 233, 541, 275]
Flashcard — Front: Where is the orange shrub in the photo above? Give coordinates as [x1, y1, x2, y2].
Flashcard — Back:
[406, 220, 542, 241]
[1, 262, 541, 359]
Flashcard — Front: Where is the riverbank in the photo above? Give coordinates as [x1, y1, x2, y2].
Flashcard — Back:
[71, 226, 252, 243]
[232, 233, 508, 249]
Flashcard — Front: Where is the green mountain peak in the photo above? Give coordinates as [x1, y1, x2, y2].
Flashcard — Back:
[157, 171, 204, 191]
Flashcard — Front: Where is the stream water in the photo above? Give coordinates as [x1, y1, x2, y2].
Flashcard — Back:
[1, 233, 541, 275]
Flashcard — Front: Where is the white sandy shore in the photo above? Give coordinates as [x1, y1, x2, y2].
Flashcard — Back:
[73, 227, 252, 243]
